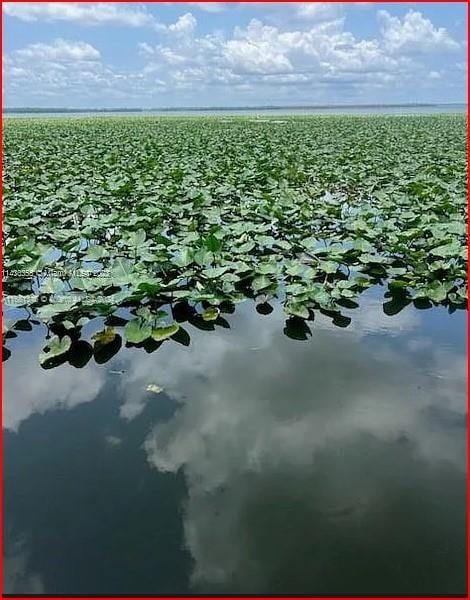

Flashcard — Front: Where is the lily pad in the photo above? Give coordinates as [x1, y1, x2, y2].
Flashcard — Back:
[39, 335, 71, 365]
[151, 323, 180, 341]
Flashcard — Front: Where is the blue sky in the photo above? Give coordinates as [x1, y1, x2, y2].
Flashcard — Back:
[3, 2, 467, 108]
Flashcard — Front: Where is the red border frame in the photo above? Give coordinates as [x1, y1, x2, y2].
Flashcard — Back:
[0, 1, 468, 599]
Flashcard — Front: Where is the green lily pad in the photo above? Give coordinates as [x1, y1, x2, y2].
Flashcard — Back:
[284, 302, 310, 319]
[202, 306, 220, 321]
[151, 323, 180, 341]
[430, 241, 461, 258]
[252, 275, 273, 292]
[124, 319, 152, 344]
[39, 335, 71, 364]
[92, 326, 117, 346]
[83, 245, 108, 261]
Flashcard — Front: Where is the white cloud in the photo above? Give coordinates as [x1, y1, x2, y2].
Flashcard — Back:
[294, 2, 374, 22]
[3, 2, 162, 29]
[140, 16, 409, 93]
[295, 2, 342, 20]
[225, 21, 294, 74]
[14, 38, 101, 62]
[187, 2, 226, 13]
[162, 2, 226, 13]
[168, 12, 197, 35]
[379, 9, 460, 54]
[2, 1, 221, 29]
[3, 37, 162, 103]
[4, 7, 465, 106]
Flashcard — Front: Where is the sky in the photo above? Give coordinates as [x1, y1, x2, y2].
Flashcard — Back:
[3, 2, 468, 108]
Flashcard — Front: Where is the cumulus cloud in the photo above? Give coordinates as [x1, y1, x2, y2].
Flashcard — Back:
[168, 12, 197, 35]
[3, 37, 136, 103]
[136, 16, 410, 94]
[3, 2, 162, 28]
[3, 5, 465, 106]
[225, 21, 294, 75]
[379, 9, 461, 54]
[14, 38, 101, 62]
[295, 2, 342, 20]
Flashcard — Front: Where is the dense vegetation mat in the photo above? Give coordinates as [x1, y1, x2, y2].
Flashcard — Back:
[3, 115, 467, 365]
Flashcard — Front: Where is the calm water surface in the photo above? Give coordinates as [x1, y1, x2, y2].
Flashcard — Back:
[3, 291, 467, 595]
[4, 104, 467, 119]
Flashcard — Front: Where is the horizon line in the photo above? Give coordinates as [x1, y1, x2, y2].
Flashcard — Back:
[4, 102, 468, 113]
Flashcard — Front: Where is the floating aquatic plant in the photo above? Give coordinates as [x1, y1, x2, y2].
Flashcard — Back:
[3, 115, 467, 366]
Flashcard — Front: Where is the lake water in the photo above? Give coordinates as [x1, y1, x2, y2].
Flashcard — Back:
[4, 104, 467, 119]
[3, 289, 467, 595]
